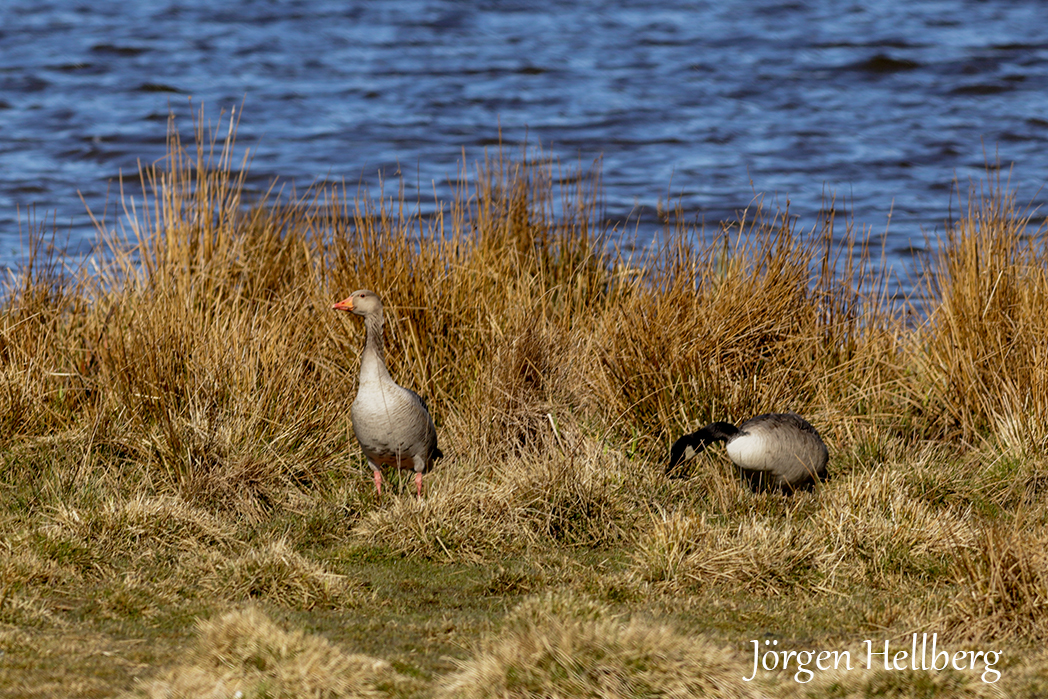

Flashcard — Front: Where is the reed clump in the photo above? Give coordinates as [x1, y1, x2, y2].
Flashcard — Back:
[592, 205, 907, 455]
[918, 176, 1048, 444]
[3, 109, 1048, 695]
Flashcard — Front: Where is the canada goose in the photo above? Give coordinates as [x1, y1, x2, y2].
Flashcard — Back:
[333, 289, 442, 497]
[667, 412, 828, 493]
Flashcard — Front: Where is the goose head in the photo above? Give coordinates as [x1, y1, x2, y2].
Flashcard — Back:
[333, 289, 383, 317]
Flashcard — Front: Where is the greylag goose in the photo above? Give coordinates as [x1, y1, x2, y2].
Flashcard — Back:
[667, 412, 828, 493]
[333, 289, 442, 497]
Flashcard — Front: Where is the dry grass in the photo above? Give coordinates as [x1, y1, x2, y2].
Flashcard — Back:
[947, 522, 1048, 643]
[632, 509, 828, 594]
[631, 439, 982, 601]
[2, 108, 1048, 695]
[352, 434, 645, 561]
[437, 592, 765, 698]
[130, 606, 412, 699]
[917, 174, 1048, 444]
[197, 538, 362, 611]
[779, 644, 1008, 699]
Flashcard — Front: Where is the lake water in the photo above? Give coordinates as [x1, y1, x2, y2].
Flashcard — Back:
[2, 0, 1047, 288]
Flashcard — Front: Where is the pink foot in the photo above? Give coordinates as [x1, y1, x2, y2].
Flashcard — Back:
[415, 472, 423, 498]
[373, 470, 383, 497]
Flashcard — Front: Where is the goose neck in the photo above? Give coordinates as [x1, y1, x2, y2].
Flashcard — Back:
[360, 312, 392, 383]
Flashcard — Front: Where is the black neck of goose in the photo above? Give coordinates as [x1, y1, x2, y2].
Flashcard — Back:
[703, 421, 740, 442]
[666, 421, 740, 476]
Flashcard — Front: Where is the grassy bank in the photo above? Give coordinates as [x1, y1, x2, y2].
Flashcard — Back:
[3, 111, 1048, 697]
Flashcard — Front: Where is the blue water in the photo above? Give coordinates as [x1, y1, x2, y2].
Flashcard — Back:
[2, 0, 1047, 286]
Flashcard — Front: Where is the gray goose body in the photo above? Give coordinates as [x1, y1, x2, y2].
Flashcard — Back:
[667, 412, 828, 493]
[334, 289, 441, 497]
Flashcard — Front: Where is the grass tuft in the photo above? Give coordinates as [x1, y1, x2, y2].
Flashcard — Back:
[437, 592, 765, 698]
[200, 538, 362, 610]
[131, 606, 412, 698]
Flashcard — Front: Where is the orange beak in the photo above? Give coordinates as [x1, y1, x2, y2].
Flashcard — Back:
[332, 297, 354, 312]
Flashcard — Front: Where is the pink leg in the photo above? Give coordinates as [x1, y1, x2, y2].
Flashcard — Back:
[415, 472, 423, 498]
[373, 470, 383, 496]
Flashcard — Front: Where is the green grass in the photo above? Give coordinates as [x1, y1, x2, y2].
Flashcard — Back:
[3, 108, 1048, 696]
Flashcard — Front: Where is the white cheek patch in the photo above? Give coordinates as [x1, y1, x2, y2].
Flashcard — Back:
[684, 445, 697, 460]
[726, 434, 771, 471]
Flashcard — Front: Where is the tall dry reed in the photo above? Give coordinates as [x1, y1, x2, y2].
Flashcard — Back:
[917, 173, 1048, 446]
[0, 107, 1042, 544]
